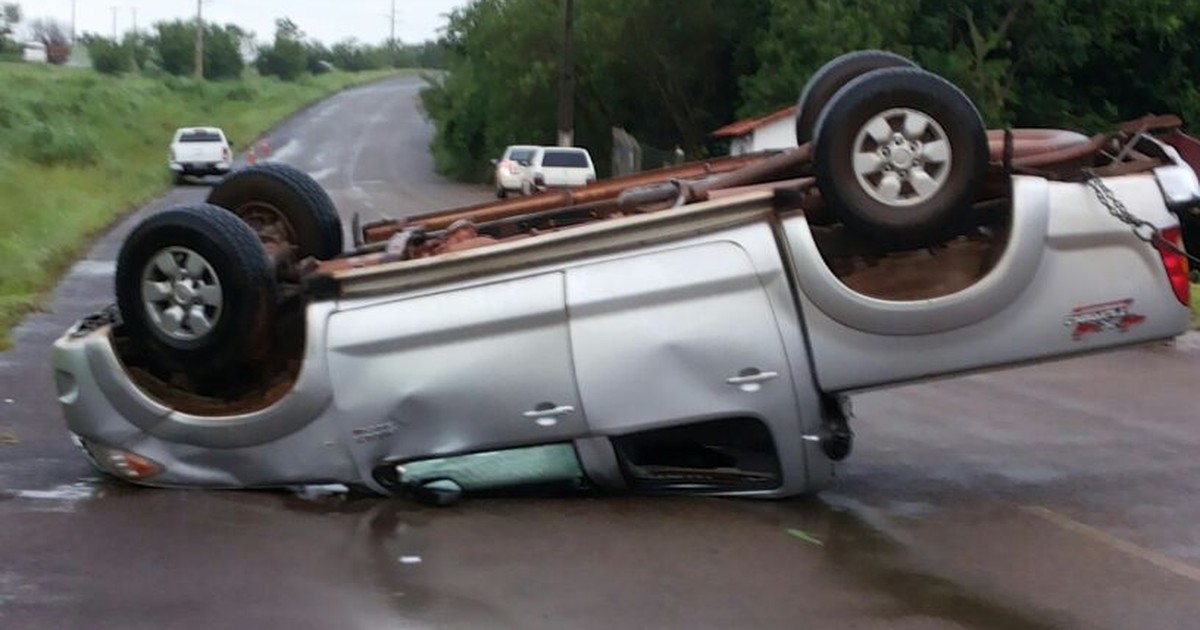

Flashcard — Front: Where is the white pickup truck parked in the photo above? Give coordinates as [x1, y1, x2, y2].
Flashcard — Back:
[53, 52, 1200, 503]
[168, 127, 232, 184]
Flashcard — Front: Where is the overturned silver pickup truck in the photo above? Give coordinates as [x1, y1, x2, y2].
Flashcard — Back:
[53, 51, 1200, 501]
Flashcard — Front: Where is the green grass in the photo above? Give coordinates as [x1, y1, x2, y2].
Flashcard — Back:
[0, 64, 401, 348]
[1192, 284, 1200, 329]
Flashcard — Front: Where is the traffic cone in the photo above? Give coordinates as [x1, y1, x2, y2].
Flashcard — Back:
[246, 146, 257, 165]
[258, 140, 273, 158]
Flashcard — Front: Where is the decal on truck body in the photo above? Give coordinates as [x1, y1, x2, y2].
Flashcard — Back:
[1064, 299, 1146, 341]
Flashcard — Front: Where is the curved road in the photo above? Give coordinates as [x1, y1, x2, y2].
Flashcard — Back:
[2, 75, 1200, 629]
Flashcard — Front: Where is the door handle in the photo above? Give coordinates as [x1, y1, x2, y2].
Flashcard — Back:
[726, 371, 779, 385]
[523, 405, 576, 418]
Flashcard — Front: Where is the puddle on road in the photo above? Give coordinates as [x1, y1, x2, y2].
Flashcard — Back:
[788, 494, 1072, 629]
[2, 477, 134, 512]
[267, 483, 1073, 629]
[67, 260, 116, 277]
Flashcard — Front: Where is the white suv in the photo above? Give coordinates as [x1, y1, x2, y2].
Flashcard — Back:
[528, 146, 596, 192]
[169, 127, 233, 184]
[492, 144, 539, 198]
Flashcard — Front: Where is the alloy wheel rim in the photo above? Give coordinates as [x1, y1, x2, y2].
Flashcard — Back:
[851, 107, 952, 207]
[140, 246, 223, 342]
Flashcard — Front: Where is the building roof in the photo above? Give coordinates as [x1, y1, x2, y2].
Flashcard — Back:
[710, 104, 798, 138]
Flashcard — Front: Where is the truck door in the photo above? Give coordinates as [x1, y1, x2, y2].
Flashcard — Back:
[325, 272, 588, 464]
[565, 226, 816, 495]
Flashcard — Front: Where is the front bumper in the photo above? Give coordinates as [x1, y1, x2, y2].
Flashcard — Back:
[52, 307, 357, 490]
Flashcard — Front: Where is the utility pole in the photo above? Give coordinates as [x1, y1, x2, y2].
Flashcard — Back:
[390, 0, 397, 49]
[111, 6, 118, 39]
[71, 0, 77, 43]
[556, 0, 574, 147]
[130, 7, 137, 35]
[193, 0, 204, 79]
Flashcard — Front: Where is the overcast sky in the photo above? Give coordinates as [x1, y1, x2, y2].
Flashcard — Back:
[22, 0, 473, 45]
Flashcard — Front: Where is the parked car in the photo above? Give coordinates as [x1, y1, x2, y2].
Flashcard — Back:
[168, 127, 233, 185]
[492, 144, 539, 198]
[527, 146, 596, 193]
[53, 51, 1200, 502]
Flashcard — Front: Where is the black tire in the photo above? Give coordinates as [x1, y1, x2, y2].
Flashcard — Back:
[795, 50, 917, 146]
[173, 172, 187, 186]
[116, 204, 277, 376]
[496, 186, 508, 199]
[813, 67, 987, 249]
[207, 163, 344, 260]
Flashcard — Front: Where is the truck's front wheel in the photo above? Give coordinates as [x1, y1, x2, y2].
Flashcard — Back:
[208, 163, 344, 260]
[115, 204, 277, 379]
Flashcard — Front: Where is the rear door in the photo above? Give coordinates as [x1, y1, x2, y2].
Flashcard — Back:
[783, 173, 1192, 391]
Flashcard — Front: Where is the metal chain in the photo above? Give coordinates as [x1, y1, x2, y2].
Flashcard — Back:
[1083, 170, 1200, 265]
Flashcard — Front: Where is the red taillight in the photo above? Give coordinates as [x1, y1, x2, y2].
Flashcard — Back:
[1154, 226, 1190, 306]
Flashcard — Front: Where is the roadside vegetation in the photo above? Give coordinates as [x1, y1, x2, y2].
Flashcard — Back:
[0, 4, 450, 348]
[0, 62, 396, 347]
[423, 0, 1200, 182]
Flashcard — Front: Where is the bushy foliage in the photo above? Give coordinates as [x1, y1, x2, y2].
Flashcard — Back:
[256, 19, 312, 81]
[424, 0, 1200, 183]
[422, 0, 767, 181]
[84, 36, 133, 75]
[152, 20, 246, 79]
[0, 2, 20, 55]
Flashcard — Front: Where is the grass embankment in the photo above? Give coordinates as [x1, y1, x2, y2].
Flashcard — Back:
[1193, 284, 1200, 329]
[0, 64, 398, 348]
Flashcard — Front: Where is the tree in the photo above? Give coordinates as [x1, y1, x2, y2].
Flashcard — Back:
[83, 35, 132, 75]
[0, 2, 20, 56]
[421, 0, 769, 181]
[422, 0, 1200, 183]
[29, 17, 72, 63]
[255, 18, 309, 81]
[151, 20, 246, 79]
[1, 2, 19, 37]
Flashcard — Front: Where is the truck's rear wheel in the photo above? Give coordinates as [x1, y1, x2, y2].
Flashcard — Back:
[116, 204, 277, 378]
[813, 67, 987, 249]
[208, 163, 344, 260]
[795, 50, 917, 146]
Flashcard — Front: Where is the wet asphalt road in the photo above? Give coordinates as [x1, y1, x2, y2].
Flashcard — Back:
[3, 75, 1200, 629]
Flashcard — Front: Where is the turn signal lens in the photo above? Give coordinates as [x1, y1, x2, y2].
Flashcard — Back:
[77, 439, 164, 480]
[1154, 226, 1190, 306]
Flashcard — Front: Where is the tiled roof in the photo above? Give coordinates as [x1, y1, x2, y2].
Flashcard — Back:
[711, 104, 798, 138]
